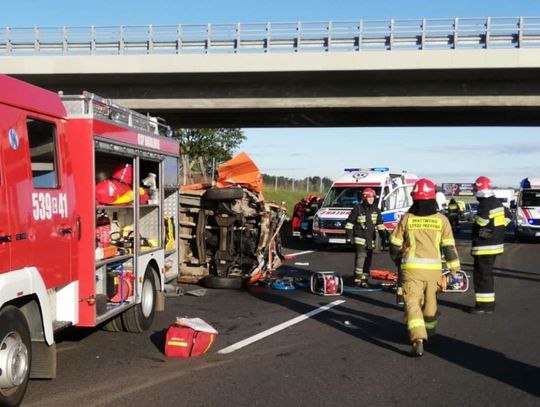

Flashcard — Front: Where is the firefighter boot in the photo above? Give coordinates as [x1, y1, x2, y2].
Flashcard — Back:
[354, 272, 369, 288]
[396, 286, 405, 306]
[412, 340, 424, 357]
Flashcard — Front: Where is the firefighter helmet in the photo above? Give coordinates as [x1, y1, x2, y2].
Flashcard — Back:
[362, 188, 377, 198]
[411, 178, 437, 200]
[474, 176, 494, 198]
[112, 163, 133, 185]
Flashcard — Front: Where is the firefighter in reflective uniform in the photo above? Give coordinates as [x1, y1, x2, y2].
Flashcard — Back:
[390, 179, 460, 356]
[345, 188, 386, 287]
[446, 198, 462, 231]
[469, 176, 511, 315]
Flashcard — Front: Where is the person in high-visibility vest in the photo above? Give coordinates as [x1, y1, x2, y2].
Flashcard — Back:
[469, 176, 511, 315]
[390, 179, 460, 357]
[345, 188, 386, 287]
[446, 198, 462, 231]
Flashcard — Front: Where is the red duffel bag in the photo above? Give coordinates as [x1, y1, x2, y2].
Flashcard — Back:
[165, 318, 218, 358]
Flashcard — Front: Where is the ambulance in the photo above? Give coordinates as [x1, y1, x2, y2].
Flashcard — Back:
[514, 177, 540, 240]
[0, 74, 179, 406]
[313, 168, 418, 246]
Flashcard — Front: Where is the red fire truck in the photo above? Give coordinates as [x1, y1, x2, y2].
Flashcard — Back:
[0, 74, 180, 406]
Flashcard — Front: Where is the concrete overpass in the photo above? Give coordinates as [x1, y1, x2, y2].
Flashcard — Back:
[2, 17, 540, 127]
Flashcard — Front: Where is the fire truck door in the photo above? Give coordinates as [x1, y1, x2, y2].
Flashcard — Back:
[0, 114, 12, 272]
[25, 117, 73, 287]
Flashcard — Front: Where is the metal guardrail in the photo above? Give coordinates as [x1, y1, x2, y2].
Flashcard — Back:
[1, 17, 540, 56]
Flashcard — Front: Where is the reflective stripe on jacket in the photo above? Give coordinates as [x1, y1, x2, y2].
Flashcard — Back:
[390, 212, 460, 278]
[471, 196, 509, 256]
[345, 202, 384, 248]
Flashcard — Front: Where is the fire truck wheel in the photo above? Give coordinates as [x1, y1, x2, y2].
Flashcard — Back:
[204, 275, 243, 289]
[203, 187, 244, 201]
[122, 268, 156, 332]
[0, 306, 31, 407]
[101, 315, 124, 332]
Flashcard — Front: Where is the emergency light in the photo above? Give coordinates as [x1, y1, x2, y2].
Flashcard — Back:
[370, 167, 389, 172]
[344, 168, 361, 172]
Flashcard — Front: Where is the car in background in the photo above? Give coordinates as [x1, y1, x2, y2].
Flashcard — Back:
[462, 202, 479, 222]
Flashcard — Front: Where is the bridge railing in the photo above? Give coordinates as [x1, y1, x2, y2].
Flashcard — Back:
[1, 17, 540, 55]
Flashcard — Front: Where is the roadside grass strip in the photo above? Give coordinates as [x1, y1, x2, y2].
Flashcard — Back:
[218, 299, 346, 354]
[283, 250, 315, 259]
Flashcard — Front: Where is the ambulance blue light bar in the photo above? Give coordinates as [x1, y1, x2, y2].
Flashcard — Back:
[371, 167, 389, 172]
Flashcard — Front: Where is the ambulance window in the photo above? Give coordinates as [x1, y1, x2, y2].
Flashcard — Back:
[395, 187, 408, 209]
[384, 187, 408, 211]
[404, 185, 414, 206]
[384, 190, 398, 211]
[27, 118, 59, 189]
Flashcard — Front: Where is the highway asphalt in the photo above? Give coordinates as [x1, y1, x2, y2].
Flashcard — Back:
[23, 223, 540, 407]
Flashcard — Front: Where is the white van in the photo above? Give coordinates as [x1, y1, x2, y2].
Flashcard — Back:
[313, 168, 417, 245]
[514, 178, 540, 240]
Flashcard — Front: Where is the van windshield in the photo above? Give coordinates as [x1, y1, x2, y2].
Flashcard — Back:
[322, 186, 382, 208]
[521, 190, 540, 207]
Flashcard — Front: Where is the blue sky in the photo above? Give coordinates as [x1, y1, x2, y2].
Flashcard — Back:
[3, 1, 539, 187]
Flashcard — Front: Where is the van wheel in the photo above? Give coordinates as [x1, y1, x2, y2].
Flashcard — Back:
[0, 306, 31, 407]
[122, 268, 156, 332]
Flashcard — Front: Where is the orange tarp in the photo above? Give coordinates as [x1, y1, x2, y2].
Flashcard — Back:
[215, 152, 264, 193]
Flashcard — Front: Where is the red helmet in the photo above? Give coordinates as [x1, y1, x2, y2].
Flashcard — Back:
[112, 163, 133, 185]
[474, 176, 494, 198]
[411, 178, 436, 200]
[362, 188, 377, 198]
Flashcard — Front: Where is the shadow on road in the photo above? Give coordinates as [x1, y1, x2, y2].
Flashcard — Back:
[428, 335, 540, 398]
[248, 286, 412, 357]
[54, 326, 101, 344]
[150, 328, 167, 354]
[248, 286, 540, 398]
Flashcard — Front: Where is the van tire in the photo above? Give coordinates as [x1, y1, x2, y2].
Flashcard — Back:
[204, 275, 243, 289]
[122, 267, 156, 332]
[0, 306, 31, 407]
[204, 187, 244, 201]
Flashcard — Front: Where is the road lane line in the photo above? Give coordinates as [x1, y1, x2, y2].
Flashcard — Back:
[283, 250, 315, 259]
[218, 299, 346, 354]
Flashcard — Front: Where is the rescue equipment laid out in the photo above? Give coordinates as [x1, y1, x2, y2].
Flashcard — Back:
[369, 269, 398, 287]
[271, 279, 297, 290]
[310, 272, 343, 296]
[165, 318, 218, 358]
[441, 270, 469, 293]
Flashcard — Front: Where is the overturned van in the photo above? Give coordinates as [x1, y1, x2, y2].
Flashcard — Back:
[313, 168, 417, 246]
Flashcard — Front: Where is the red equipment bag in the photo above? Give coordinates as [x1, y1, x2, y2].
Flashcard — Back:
[165, 323, 217, 358]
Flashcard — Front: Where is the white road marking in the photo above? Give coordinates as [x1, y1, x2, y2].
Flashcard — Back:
[284, 250, 315, 259]
[218, 299, 346, 354]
